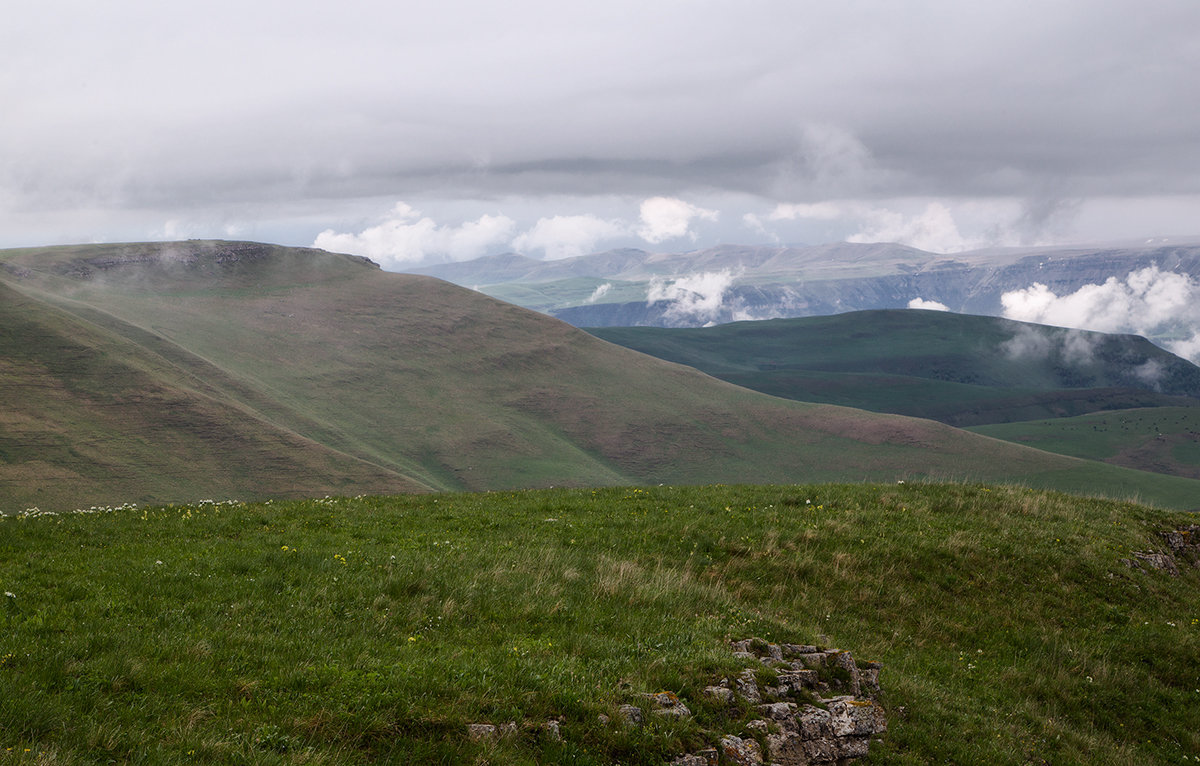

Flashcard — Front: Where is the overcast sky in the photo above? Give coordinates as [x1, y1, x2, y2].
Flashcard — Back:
[4, 0, 1199, 265]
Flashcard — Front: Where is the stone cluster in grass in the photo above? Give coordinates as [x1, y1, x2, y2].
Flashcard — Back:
[466, 637, 887, 765]
[1121, 524, 1200, 575]
[674, 638, 887, 766]
[466, 720, 563, 743]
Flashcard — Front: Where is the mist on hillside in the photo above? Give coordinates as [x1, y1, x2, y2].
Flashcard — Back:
[1001, 265, 1200, 363]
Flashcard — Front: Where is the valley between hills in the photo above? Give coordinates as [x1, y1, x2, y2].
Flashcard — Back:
[4, 240, 1200, 512]
[587, 312, 1200, 477]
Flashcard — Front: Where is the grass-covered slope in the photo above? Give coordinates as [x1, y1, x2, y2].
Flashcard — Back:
[1, 484, 1197, 764]
[588, 310, 1200, 426]
[969, 407, 1200, 479]
[6, 241, 1200, 511]
[0, 281, 422, 511]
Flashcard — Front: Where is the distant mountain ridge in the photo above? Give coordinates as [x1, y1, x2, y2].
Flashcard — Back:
[406, 239, 1200, 331]
[409, 242, 955, 284]
[7, 240, 1200, 510]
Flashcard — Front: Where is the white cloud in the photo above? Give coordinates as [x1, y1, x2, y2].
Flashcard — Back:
[847, 202, 980, 253]
[768, 202, 846, 221]
[907, 298, 950, 311]
[446, 215, 519, 259]
[637, 197, 718, 244]
[647, 269, 738, 324]
[757, 199, 1002, 252]
[585, 283, 612, 303]
[1133, 358, 1164, 385]
[313, 202, 514, 267]
[1167, 335, 1200, 364]
[999, 325, 1104, 367]
[1000, 267, 1191, 334]
[1000, 325, 1055, 360]
[1000, 266, 1200, 362]
[1060, 331, 1101, 365]
[512, 214, 627, 260]
[754, 196, 1087, 252]
[741, 213, 770, 238]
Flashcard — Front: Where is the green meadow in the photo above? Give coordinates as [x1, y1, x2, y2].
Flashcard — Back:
[2, 484, 1197, 764]
[970, 407, 1200, 479]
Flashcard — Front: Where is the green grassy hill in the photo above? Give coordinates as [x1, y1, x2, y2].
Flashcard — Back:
[587, 310, 1200, 427]
[5, 241, 1200, 511]
[0, 280, 425, 512]
[969, 407, 1200, 479]
[2, 484, 1197, 764]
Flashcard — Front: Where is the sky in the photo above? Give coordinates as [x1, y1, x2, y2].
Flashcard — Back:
[4, 0, 1200, 267]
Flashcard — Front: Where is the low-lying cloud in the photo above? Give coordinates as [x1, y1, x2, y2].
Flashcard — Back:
[759, 197, 1081, 254]
[647, 270, 741, 325]
[1000, 266, 1200, 362]
[512, 214, 626, 260]
[999, 323, 1176, 388]
[1000, 324, 1056, 361]
[585, 283, 613, 304]
[846, 203, 978, 253]
[907, 297, 950, 311]
[314, 203, 515, 267]
[315, 196, 723, 266]
[1001, 325, 1101, 366]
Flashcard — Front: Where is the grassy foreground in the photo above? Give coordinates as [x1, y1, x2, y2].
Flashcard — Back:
[1, 484, 1198, 764]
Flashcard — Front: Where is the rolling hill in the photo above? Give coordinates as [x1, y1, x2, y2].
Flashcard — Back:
[5, 241, 1200, 511]
[968, 407, 1200, 479]
[587, 310, 1200, 427]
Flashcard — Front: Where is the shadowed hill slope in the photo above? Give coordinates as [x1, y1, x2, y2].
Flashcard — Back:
[5, 241, 1200, 510]
[0, 280, 425, 511]
[588, 310, 1200, 426]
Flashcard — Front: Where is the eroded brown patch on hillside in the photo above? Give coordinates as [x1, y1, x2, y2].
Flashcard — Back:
[1110, 432, 1200, 480]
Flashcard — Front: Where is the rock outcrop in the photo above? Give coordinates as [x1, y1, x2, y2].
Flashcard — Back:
[467, 636, 888, 764]
[674, 638, 887, 765]
[1121, 525, 1200, 575]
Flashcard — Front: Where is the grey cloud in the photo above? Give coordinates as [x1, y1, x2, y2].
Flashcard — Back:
[2, 0, 1199, 247]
